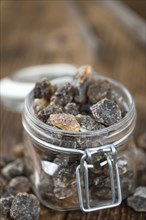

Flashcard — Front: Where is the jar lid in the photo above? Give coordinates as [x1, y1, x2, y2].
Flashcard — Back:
[0, 64, 77, 112]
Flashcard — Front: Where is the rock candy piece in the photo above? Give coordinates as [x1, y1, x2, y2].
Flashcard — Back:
[52, 158, 77, 200]
[64, 103, 79, 116]
[33, 98, 48, 114]
[0, 156, 16, 170]
[76, 114, 105, 131]
[34, 80, 56, 101]
[49, 113, 80, 131]
[1, 159, 24, 180]
[38, 173, 64, 208]
[10, 193, 40, 220]
[127, 187, 146, 212]
[5, 177, 31, 196]
[90, 98, 122, 126]
[0, 196, 14, 220]
[38, 104, 63, 123]
[50, 83, 74, 106]
[87, 80, 111, 104]
[53, 168, 74, 199]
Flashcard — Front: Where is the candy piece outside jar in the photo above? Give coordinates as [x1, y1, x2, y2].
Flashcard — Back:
[22, 66, 137, 212]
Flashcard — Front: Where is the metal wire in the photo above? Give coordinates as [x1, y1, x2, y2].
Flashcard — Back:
[76, 145, 122, 212]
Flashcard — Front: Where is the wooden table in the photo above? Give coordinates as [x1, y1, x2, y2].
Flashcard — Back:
[1, 1, 146, 220]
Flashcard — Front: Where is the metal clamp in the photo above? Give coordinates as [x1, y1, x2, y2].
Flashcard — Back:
[76, 145, 122, 212]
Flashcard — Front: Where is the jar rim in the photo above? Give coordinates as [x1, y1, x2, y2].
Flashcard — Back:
[24, 73, 136, 138]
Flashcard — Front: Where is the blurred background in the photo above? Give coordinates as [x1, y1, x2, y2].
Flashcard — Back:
[0, 1, 146, 219]
[1, 1, 145, 157]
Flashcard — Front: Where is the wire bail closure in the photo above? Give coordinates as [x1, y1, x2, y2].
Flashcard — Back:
[76, 145, 122, 212]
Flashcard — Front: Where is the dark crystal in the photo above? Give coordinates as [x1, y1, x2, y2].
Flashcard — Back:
[38, 104, 63, 122]
[90, 98, 122, 126]
[87, 80, 111, 104]
[0, 196, 14, 220]
[1, 159, 24, 180]
[34, 80, 56, 101]
[5, 177, 31, 196]
[76, 114, 105, 131]
[64, 103, 79, 116]
[127, 187, 146, 212]
[10, 193, 40, 220]
[51, 83, 74, 106]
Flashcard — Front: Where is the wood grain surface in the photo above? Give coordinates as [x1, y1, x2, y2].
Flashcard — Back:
[1, 1, 146, 220]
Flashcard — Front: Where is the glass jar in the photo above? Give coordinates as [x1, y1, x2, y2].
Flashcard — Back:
[22, 73, 137, 212]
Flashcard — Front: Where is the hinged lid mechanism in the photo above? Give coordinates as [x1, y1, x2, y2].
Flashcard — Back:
[76, 145, 122, 212]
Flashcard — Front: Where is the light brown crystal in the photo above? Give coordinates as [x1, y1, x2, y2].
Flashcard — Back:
[49, 113, 80, 131]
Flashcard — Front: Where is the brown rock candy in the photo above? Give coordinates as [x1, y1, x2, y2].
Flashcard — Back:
[127, 187, 146, 212]
[0, 196, 14, 220]
[50, 82, 74, 106]
[34, 80, 56, 101]
[1, 159, 24, 180]
[64, 102, 79, 116]
[33, 98, 48, 114]
[90, 98, 122, 126]
[5, 176, 31, 196]
[49, 113, 80, 131]
[76, 114, 105, 131]
[53, 168, 73, 199]
[38, 104, 63, 122]
[10, 193, 40, 220]
[87, 80, 111, 104]
[0, 156, 16, 170]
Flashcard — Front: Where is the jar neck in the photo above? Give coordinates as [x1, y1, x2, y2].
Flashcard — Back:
[23, 117, 136, 155]
[23, 100, 136, 155]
